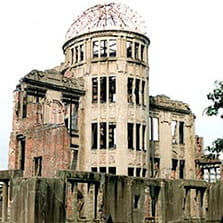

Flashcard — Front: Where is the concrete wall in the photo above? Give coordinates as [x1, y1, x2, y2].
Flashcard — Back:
[1, 170, 222, 223]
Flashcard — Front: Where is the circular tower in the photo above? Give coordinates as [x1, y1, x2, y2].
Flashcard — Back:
[62, 3, 150, 176]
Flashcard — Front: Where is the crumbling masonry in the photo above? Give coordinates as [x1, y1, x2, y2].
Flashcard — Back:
[0, 3, 223, 223]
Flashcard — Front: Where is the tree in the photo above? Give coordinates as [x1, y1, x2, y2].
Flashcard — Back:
[204, 80, 223, 117]
[204, 81, 223, 158]
[205, 138, 223, 160]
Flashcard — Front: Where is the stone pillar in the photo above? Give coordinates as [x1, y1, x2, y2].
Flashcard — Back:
[1, 181, 8, 222]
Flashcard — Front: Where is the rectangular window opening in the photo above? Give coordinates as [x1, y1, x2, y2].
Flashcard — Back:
[134, 195, 140, 209]
[20, 139, 25, 170]
[34, 156, 42, 176]
[172, 159, 178, 171]
[149, 117, 159, 141]
[91, 167, 97, 172]
[128, 123, 134, 149]
[93, 41, 99, 58]
[80, 44, 84, 61]
[179, 160, 185, 179]
[91, 123, 98, 149]
[99, 167, 106, 173]
[179, 121, 184, 144]
[127, 78, 134, 103]
[109, 123, 116, 149]
[100, 122, 107, 149]
[128, 167, 134, 176]
[172, 120, 178, 144]
[75, 46, 78, 63]
[71, 48, 74, 64]
[142, 125, 146, 150]
[141, 81, 145, 106]
[141, 45, 145, 61]
[154, 158, 160, 178]
[136, 123, 140, 150]
[22, 95, 27, 118]
[100, 40, 107, 57]
[71, 104, 78, 131]
[108, 167, 116, 175]
[142, 168, 147, 177]
[92, 78, 98, 103]
[127, 41, 133, 58]
[135, 79, 140, 105]
[17, 135, 26, 171]
[109, 76, 116, 102]
[100, 77, 107, 103]
[136, 168, 141, 177]
[134, 42, 139, 59]
[109, 39, 116, 57]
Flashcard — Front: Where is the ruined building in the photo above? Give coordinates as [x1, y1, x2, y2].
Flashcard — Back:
[0, 3, 223, 223]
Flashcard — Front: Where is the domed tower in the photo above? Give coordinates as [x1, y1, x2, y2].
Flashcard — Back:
[63, 3, 150, 176]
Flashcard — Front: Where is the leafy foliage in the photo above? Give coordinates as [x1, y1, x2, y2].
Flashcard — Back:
[205, 81, 223, 117]
[205, 138, 223, 159]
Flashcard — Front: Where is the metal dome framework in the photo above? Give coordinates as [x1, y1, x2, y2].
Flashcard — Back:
[65, 3, 147, 41]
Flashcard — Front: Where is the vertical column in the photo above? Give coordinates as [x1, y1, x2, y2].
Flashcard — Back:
[185, 189, 190, 218]
[2, 181, 8, 222]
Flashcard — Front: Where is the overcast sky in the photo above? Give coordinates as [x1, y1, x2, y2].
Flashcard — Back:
[0, 0, 223, 169]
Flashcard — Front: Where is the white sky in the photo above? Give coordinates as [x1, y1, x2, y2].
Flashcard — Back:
[0, 0, 223, 169]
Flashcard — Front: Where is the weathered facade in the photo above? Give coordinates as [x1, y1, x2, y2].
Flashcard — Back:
[149, 95, 196, 180]
[1, 2, 223, 223]
[8, 69, 84, 177]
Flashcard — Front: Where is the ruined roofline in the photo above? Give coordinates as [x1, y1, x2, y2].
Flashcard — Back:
[19, 69, 85, 95]
[150, 95, 194, 115]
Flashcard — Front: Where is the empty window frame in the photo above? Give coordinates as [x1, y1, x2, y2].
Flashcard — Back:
[22, 94, 27, 118]
[100, 122, 107, 149]
[71, 48, 74, 64]
[142, 168, 147, 177]
[179, 121, 184, 144]
[171, 120, 178, 144]
[100, 77, 107, 103]
[134, 195, 140, 208]
[154, 158, 160, 178]
[75, 46, 78, 63]
[100, 40, 107, 57]
[108, 167, 116, 174]
[141, 45, 145, 61]
[142, 125, 146, 150]
[109, 76, 116, 102]
[92, 78, 98, 103]
[34, 156, 42, 176]
[134, 42, 139, 59]
[70, 104, 78, 131]
[128, 123, 134, 149]
[128, 167, 134, 176]
[20, 139, 25, 170]
[109, 123, 116, 148]
[135, 79, 140, 105]
[172, 159, 178, 171]
[109, 39, 116, 57]
[127, 41, 133, 58]
[91, 167, 97, 172]
[93, 41, 99, 58]
[99, 167, 106, 173]
[136, 124, 140, 150]
[149, 117, 159, 141]
[91, 123, 98, 149]
[127, 78, 134, 103]
[179, 160, 185, 179]
[141, 80, 145, 106]
[80, 44, 84, 61]
[136, 168, 141, 177]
